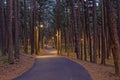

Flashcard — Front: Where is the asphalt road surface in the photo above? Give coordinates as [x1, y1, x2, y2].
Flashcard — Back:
[14, 48, 93, 80]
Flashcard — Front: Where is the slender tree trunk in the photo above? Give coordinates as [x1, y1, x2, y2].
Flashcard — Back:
[64, 26, 67, 52]
[82, 0, 87, 61]
[101, 0, 106, 64]
[1, 0, 6, 56]
[14, 0, 20, 59]
[106, 0, 120, 76]
[56, 0, 61, 55]
[8, 0, 14, 64]
[93, 0, 97, 63]
[69, 0, 80, 59]
[30, 0, 35, 54]
[24, 0, 28, 54]
[87, 0, 93, 62]
[117, 0, 120, 42]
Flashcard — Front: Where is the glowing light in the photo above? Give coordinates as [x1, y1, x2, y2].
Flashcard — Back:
[40, 24, 44, 28]
[81, 38, 84, 42]
[36, 55, 58, 58]
[36, 27, 38, 29]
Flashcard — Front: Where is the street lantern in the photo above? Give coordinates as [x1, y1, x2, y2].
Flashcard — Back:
[39, 23, 44, 49]
[40, 24, 44, 28]
[35, 26, 38, 30]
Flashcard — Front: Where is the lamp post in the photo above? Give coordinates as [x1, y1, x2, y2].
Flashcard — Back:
[56, 29, 61, 55]
[40, 24, 44, 28]
[39, 24, 44, 51]
[34, 24, 44, 54]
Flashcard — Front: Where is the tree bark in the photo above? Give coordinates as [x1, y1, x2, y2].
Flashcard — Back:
[1, 0, 6, 56]
[106, 0, 120, 76]
[117, 0, 120, 43]
[30, 0, 35, 54]
[8, 0, 14, 63]
[69, 0, 80, 59]
[56, 0, 61, 55]
[93, 0, 97, 63]
[14, 0, 20, 59]
[101, 0, 106, 64]
[24, 0, 28, 54]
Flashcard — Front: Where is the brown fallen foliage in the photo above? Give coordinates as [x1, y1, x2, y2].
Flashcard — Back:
[0, 54, 34, 80]
[69, 58, 120, 80]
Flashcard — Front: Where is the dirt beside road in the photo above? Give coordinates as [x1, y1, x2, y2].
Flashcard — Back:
[70, 58, 120, 80]
[0, 54, 34, 80]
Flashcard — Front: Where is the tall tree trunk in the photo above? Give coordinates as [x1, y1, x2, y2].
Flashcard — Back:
[106, 0, 120, 76]
[8, 0, 14, 63]
[24, 0, 28, 54]
[69, 0, 80, 59]
[85, 0, 93, 62]
[14, 0, 20, 59]
[101, 0, 106, 64]
[82, 0, 87, 61]
[64, 26, 67, 52]
[1, 0, 6, 56]
[56, 0, 61, 55]
[117, 0, 120, 42]
[30, 0, 35, 54]
[93, 0, 97, 63]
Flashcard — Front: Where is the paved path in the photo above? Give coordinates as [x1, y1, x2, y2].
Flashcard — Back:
[14, 48, 93, 80]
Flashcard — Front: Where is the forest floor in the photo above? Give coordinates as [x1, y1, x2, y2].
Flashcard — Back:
[62, 51, 120, 80]
[0, 48, 120, 80]
[0, 54, 34, 80]
[68, 58, 120, 80]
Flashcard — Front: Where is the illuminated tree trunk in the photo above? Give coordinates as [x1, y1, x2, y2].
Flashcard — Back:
[35, 28, 39, 55]
[64, 25, 67, 53]
[81, 0, 87, 61]
[56, 0, 61, 55]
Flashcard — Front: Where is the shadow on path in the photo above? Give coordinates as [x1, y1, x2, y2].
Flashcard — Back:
[14, 47, 93, 80]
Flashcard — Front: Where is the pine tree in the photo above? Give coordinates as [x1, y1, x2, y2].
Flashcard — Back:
[8, 0, 14, 64]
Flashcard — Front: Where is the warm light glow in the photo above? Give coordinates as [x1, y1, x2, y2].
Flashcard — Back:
[52, 37, 54, 40]
[36, 55, 58, 58]
[36, 27, 38, 29]
[56, 31, 58, 36]
[81, 38, 84, 42]
[40, 24, 44, 28]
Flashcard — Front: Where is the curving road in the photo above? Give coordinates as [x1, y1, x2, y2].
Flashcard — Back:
[14, 48, 93, 80]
